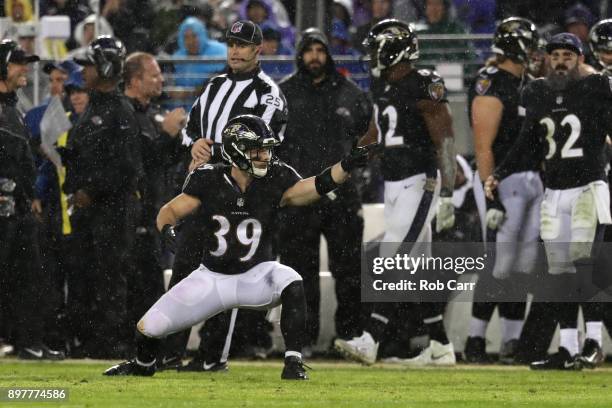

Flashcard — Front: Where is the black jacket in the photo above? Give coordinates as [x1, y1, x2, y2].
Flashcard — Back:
[63, 89, 143, 204]
[0, 91, 36, 216]
[278, 36, 371, 178]
[125, 96, 185, 226]
[0, 128, 36, 216]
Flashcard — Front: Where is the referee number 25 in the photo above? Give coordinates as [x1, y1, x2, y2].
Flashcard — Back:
[540, 114, 582, 159]
[210, 215, 262, 261]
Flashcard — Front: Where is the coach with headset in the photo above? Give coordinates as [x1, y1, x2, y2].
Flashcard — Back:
[0, 39, 64, 360]
[62, 35, 143, 358]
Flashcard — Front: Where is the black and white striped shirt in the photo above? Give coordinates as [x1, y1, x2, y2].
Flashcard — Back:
[181, 65, 288, 146]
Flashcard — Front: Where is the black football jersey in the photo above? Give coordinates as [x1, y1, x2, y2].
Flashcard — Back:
[500, 74, 612, 189]
[468, 66, 536, 174]
[371, 69, 447, 181]
[182, 161, 301, 274]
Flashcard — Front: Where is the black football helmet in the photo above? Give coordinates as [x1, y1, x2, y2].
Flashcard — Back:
[75, 35, 126, 80]
[362, 19, 418, 78]
[492, 17, 539, 64]
[589, 19, 612, 70]
[221, 115, 280, 178]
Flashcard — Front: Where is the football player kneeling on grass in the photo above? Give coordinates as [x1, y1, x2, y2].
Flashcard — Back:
[103, 114, 375, 380]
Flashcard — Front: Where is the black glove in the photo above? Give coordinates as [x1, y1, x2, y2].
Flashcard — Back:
[340, 143, 378, 172]
[161, 224, 177, 253]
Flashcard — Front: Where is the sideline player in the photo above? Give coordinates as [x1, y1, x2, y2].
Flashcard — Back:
[465, 17, 542, 364]
[487, 33, 612, 370]
[103, 115, 374, 379]
[334, 19, 457, 366]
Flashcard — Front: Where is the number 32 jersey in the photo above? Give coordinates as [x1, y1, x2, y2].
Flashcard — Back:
[371, 69, 447, 181]
[182, 162, 301, 274]
[499, 74, 612, 189]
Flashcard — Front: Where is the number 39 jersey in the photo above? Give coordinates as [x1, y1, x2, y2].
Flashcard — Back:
[182, 162, 301, 274]
[520, 74, 612, 189]
[371, 69, 447, 181]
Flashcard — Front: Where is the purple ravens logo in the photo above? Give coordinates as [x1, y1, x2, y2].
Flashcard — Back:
[428, 82, 445, 102]
[231, 22, 243, 34]
[475, 78, 491, 95]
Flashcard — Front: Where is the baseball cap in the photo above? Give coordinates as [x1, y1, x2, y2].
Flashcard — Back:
[226, 20, 263, 45]
[546, 32, 583, 55]
[8, 48, 39, 64]
[64, 67, 85, 91]
[43, 59, 80, 75]
[564, 3, 594, 27]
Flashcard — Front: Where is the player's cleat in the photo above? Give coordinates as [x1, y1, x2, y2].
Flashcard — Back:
[281, 356, 309, 380]
[103, 359, 156, 376]
[18, 344, 65, 361]
[156, 355, 183, 371]
[176, 358, 229, 372]
[579, 339, 604, 369]
[334, 331, 379, 365]
[0, 340, 14, 357]
[499, 339, 519, 365]
[393, 340, 456, 367]
[463, 336, 490, 364]
[530, 347, 582, 370]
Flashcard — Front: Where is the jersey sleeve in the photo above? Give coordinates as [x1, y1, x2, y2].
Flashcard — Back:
[414, 69, 448, 103]
[181, 164, 217, 201]
[472, 69, 504, 100]
[181, 82, 211, 145]
[276, 161, 302, 192]
[254, 84, 288, 139]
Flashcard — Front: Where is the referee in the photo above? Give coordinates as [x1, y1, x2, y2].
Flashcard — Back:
[164, 20, 289, 372]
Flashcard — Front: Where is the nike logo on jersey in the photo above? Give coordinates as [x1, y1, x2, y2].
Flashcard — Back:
[23, 348, 43, 358]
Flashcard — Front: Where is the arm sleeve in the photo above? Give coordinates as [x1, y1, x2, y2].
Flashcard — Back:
[254, 86, 288, 138]
[181, 94, 204, 145]
[181, 164, 214, 201]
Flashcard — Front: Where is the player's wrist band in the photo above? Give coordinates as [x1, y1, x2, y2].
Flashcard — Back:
[315, 167, 339, 196]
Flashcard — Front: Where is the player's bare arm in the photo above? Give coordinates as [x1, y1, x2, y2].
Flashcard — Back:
[357, 115, 379, 147]
[472, 96, 503, 182]
[156, 193, 202, 231]
[419, 99, 456, 196]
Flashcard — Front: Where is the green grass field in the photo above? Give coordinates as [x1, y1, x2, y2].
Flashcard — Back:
[1, 359, 612, 407]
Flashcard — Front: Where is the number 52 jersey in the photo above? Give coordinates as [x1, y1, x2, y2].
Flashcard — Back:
[371, 69, 447, 181]
[182, 162, 301, 274]
[517, 74, 612, 189]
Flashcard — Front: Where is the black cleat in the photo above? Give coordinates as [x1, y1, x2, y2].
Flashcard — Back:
[177, 358, 228, 372]
[499, 339, 519, 365]
[463, 336, 490, 364]
[156, 355, 183, 371]
[580, 339, 604, 369]
[530, 347, 582, 371]
[18, 344, 65, 361]
[103, 359, 156, 376]
[281, 356, 309, 380]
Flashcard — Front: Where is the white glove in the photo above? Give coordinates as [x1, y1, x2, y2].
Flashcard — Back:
[436, 197, 455, 233]
[486, 208, 506, 231]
